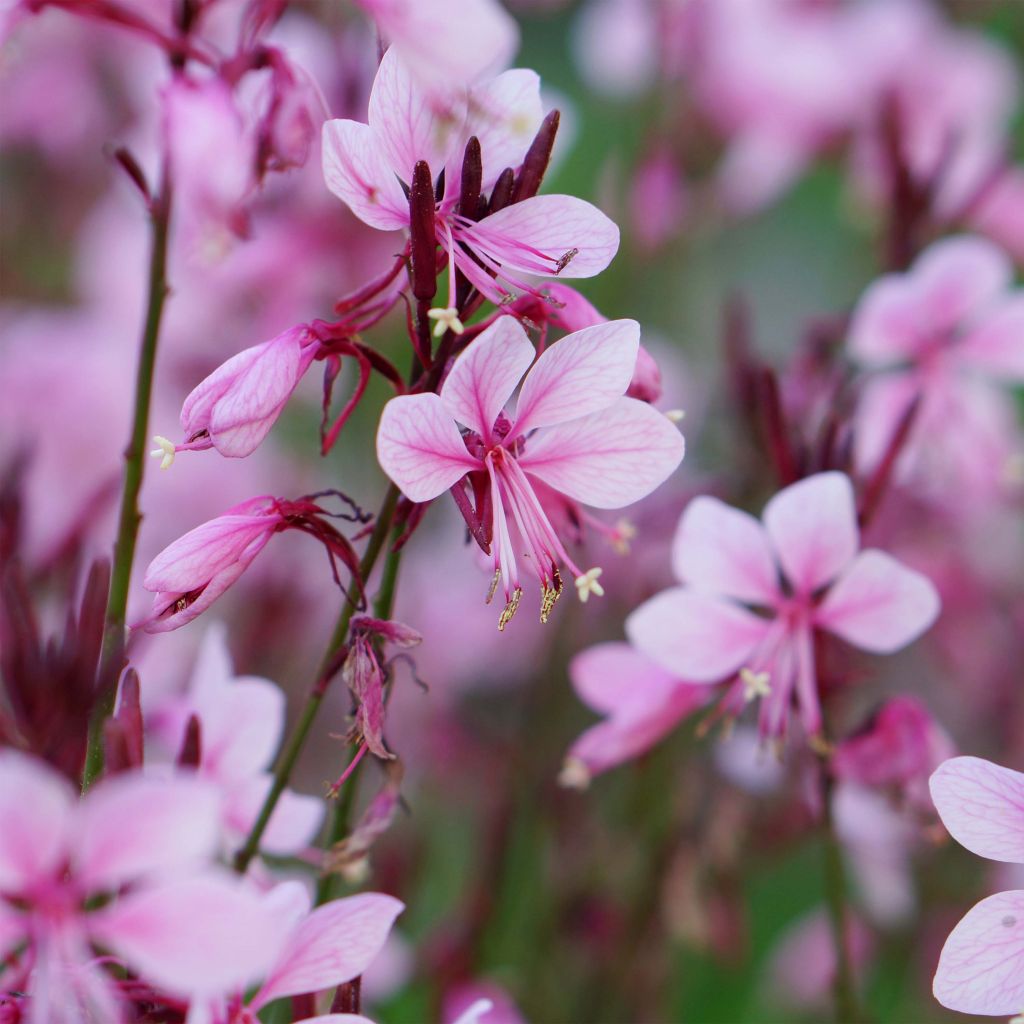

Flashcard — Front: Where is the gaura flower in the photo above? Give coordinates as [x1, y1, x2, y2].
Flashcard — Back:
[626, 473, 940, 741]
[322, 47, 619, 307]
[930, 756, 1024, 1017]
[376, 315, 685, 628]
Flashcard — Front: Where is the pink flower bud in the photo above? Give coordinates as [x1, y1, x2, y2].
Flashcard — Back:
[626, 344, 663, 403]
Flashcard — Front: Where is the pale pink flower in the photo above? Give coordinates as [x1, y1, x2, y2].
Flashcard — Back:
[151, 626, 324, 857]
[155, 325, 321, 464]
[376, 315, 685, 627]
[971, 167, 1024, 265]
[626, 473, 939, 741]
[561, 642, 705, 787]
[188, 880, 403, 1024]
[443, 981, 527, 1024]
[930, 756, 1024, 1016]
[0, 751, 282, 1022]
[322, 47, 618, 306]
[849, 236, 1024, 506]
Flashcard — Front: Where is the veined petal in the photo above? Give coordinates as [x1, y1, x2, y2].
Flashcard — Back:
[466, 69, 544, 189]
[930, 756, 1024, 863]
[570, 642, 681, 714]
[367, 47, 467, 180]
[0, 750, 73, 893]
[440, 315, 535, 440]
[933, 890, 1024, 1015]
[762, 472, 858, 596]
[231, 774, 325, 857]
[626, 588, 771, 682]
[196, 677, 285, 781]
[376, 393, 479, 502]
[517, 397, 683, 509]
[510, 320, 639, 437]
[672, 496, 778, 605]
[957, 294, 1024, 380]
[814, 550, 939, 653]
[251, 893, 404, 1008]
[73, 774, 221, 890]
[180, 345, 263, 435]
[322, 119, 408, 231]
[470, 194, 620, 280]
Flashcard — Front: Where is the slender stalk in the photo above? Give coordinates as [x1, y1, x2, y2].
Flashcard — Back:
[233, 484, 400, 873]
[821, 771, 861, 1024]
[82, 164, 173, 790]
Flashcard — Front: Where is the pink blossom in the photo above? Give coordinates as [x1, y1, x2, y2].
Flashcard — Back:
[443, 981, 527, 1024]
[930, 756, 1024, 1015]
[626, 473, 939, 741]
[156, 325, 321, 463]
[849, 236, 1024, 506]
[322, 47, 619, 306]
[135, 497, 284, 633]
[376, 315, 685, 627]
[561, 642, 705, 786]
[0, 751, 283, 1021]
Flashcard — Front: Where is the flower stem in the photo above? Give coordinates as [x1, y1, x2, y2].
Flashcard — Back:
[233, 483, 401, 873]
[81, 164, 173, 791]
[821, 771, 861, 1024]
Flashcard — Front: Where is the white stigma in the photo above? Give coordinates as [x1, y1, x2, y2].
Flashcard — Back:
[574, 567, 604, 603]
[427, 306, 465, 338]
[150, 435, 176, 470]
[740, 667, 771, 702]
[558, 756, 591, 790]
[665, 408, 686, 423]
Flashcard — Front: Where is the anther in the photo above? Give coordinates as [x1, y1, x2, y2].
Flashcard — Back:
[486, 569, 501, 605]
[498, 586, 522, 631]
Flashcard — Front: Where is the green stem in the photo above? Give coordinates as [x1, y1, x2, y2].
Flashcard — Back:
[82, 165, 173, 791]
[822, 772, 861, 1024]
[233, 484, 401, 873]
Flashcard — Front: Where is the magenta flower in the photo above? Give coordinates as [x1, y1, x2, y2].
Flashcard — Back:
[376, 316, 685, 627]
[0, 751, 283, 1020]
[849, 236, 1024, 502]
[561, 642, 705, 787]
[930, 756, 1024, 1016]
[626, 473, 940, 741]
[322, 47, 619, 307]
[153, 326, 320, 465]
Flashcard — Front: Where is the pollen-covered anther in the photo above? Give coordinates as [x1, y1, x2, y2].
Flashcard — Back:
[555, 247, 579, 273]
[427, 306, 465, 338]
[558, 756, 591, 791]
[740, 667, 771, 702]
[574, 567, 604, 603]
[486, 569, 501, 605]
[498, 586, 522, 631]
[150, 435, 177, 470]
[539, 580, 562, 623]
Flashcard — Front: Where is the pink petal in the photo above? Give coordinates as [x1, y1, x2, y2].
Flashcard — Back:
[0, 750, 73, 893]
[933, 890, 1024, 1016]
[569, 642, 680, 714]
[0, 903, 25, 961]
[73, 774, 221, 890]
[852, 372, 919, 475]
[180, 344, 264, 436]
[465, 69, 544, 189]
[91, 873, 286, 998]
[471, 194, 620, 280]
[376, 393, 479, 502]
[322, 119, 408, 231]
[295, 1017, 375, 1024]
[814, 550, 939, 653]
[231, 774, 325, 857]
[957, 295, 1024, 380]
[196, 677, 285, 782]
[510, 320, 639, 437]
[367, 46, 466, 179]
[626, 588, 771, 682]
[439, 316, 535, 441]
[671, 496, 778, 605]
[848, 275, 930, 366]
[930, 756, 1024, 863]
[762, 472, 858, 596]
[251, 893, 404, 1008]
[188, 623, 234, 701]
[517, 397, 684, 509]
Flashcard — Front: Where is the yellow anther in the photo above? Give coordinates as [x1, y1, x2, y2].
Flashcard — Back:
[498, 586, 522, 631]
[427, 306, 465, 338]
[486, 569, 501, 605]
[539, 580, 562, 623]
[574, 567, 605, 603]
[150, 435, 176, 470]
[740, 667, 771, 702]
[558, 756, 591, 790]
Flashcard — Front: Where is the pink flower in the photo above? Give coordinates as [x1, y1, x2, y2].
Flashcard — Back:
[626, 473, 939, 741]
[561, 642, 705, 787]
[443, 981, 527, 1024]
[376, 316, 685, 627]
[322, 47, 619, 306]
[151, 625, 324, 857]
[930, 756, 1024, 1016]
[0, 751, 283, 1020]
[136, 497, 284, 633]
[155, 325, 321, 463]
[849, 236, 1024, 504]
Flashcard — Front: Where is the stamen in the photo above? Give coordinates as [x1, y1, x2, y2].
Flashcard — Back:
[539, 569, 563, 623]
[150, 435, 176, 470]
[665, 409, 686, 423]
[574, 567, 604, 603]
[611, 518, 636, 555]
[740, 667, 771, 702]
[486, 569, 501, 605]
[498, 586, 522, 631]
[555, 247, 579, 273]
[558, 756, 591, 790]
